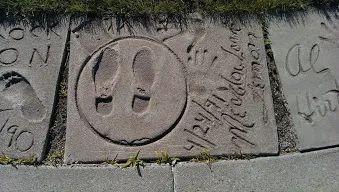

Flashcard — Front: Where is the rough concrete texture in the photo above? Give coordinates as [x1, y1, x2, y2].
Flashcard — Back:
[65, 15, 278, 162]
[269, 11, 339, 151]
[174, 148, 339, 192]
[266, 48, 298, 152]
[43, 43, 69, 160]
[0, 19, 69, 160]
[0, 164, 173, 192]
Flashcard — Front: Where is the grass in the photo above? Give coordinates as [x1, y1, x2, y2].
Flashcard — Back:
[155, 150, 179, 165]
[0, 0, 338, 17]
[191, 149, 218, 165]
[44, 151, 64, 166]
[0, 155, 37, 166]
[121, 150, 144, 168]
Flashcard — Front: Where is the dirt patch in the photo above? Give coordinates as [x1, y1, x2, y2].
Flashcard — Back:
[43, 37, 69, 164]
[263, 28, 299, 153]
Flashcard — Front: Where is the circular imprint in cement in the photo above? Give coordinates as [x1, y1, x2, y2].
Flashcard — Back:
[76, 37, 187, 146]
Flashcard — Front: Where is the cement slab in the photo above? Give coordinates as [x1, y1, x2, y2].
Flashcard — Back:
[0, 19, 69, 160]
[269, 11, 339, 151]
[65, 16, 278, 162]
[0, 165, 173, 192]
[174, 148, 339, 192]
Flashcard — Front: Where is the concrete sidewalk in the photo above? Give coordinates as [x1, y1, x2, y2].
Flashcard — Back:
[1, 148, 338, 192]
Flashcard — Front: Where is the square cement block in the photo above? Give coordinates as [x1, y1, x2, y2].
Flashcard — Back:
[65, 16, 278, 162]
[269, 11, 339, 150]
[0, 165, 173, 192]
[174, 148, 339, 192]
[0, 18, 69, 160]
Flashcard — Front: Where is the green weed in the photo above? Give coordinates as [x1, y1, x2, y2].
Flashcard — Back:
[191, 149, 218, 165]
[105, 154, 119, 166]
[44, 151, 64, 166]
[121, 150, 144, 169]
[0, 154, 37, 166]
[155, 150, 179, 165]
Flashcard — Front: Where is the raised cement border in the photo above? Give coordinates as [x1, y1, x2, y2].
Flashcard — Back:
[0, 148, 338, 192]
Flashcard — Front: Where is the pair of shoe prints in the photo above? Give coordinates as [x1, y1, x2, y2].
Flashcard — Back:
[65, 18, 278, 163]
[0, 17, 279, 162]
[11, 15, 338, 162]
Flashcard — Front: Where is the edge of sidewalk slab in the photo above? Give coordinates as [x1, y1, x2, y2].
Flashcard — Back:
[0, 164, 173, 192]
[1, 148, 338, 192]
[173, 148, 339, 192]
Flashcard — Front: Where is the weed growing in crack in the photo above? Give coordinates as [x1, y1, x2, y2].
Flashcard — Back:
[121, 150, 144, 169]
[0, 154, 37, 166]
[191, 149, 218, 165]
[105, 154, 119, 167]
[44, 151, 64, 166]
[121, 150, 145, 176]
[155, 150, 179, 166]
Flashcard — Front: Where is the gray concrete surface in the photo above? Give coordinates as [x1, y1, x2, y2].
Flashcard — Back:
[269, 11, 339, 151]
[2, 148, 337, 192]
[0, 18, 69, 160]
[0, 164, 173, 192]
[66, 15, 278, 163]
[174, 148, 339, 192]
